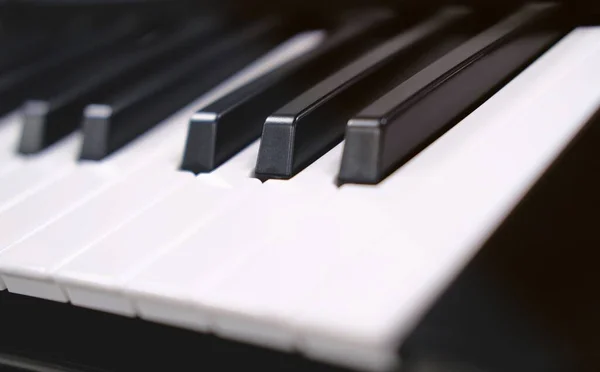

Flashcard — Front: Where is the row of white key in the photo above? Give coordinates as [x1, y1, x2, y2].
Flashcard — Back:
[128, 144, 343, 330]
[0, 26, 598, 372]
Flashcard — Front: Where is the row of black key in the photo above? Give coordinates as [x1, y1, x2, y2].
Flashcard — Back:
[180, 9, 398, 173]
[19, 16, 229, 154]
[80, 16, 294, 160]
[184, 3, 567, 184]
[340, 2, 563, 184]
[0, 3, 571, 186]
[255, 7, 472, 179]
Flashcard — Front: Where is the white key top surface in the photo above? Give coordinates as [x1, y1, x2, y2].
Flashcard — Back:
[0, 163, 193, 301]
[125, 184, 295, 331]
[0, 165, 113, 251]
[50, 141, 262, 311]
[54, 177, 260, 314]
[0, 134, 80, 211]
[51, 139, 263, 311]
[201, 191, 343, 350]
[0, 165, 109, 290]
[0, 121, 183, 264]
[125, 144, 342, 334]
[195, 144, 344, 347]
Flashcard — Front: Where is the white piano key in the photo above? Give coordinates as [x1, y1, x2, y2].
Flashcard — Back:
[54, 177, 260, 315]
[0, 165, 114, 249]
[124, 183, 298, 332]
[0, 134, 80, 212]
[125, 144, 343, 337]
[181, 144, 346, 349]
[0, 123, 184, 271]
[284, 27, 600, 371]
[0, 139, 182, 251]
[0, 165, 110, 291]
[294, 216, 424, 371]
[201, 194, 347, 350]
[0, 152, 181, 269]
[0, 163, 192, 301]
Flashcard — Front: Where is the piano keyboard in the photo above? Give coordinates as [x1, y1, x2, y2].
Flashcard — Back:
[0, 2, 599, 372]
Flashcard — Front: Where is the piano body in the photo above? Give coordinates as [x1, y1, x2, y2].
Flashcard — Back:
[0, 0, 598, 371]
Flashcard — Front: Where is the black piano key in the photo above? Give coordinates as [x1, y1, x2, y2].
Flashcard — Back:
[18, 18, 225, 154]
[80, 18, 293, 161]
[254, 7, 471, 179]
[337, 3, 564, 185]
[180, 9, 399, 174]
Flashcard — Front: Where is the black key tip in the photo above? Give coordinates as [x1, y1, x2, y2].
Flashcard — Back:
[180, 110, 219, 174]
[18, 100, 51, 155]
[80, 104, 112, 161]
[337, 117, 383, 185]
[254, 114, 296, 179]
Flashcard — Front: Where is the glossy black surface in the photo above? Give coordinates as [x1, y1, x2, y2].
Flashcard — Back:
[18, 18, 227, 154]
[79, 17, 293, 161]
[254, 7, 470, 179]
[338, 3, 563, 184]
[180, 9, 398, 174]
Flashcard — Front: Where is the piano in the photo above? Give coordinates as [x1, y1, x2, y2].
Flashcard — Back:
[0, 1, 598, 371]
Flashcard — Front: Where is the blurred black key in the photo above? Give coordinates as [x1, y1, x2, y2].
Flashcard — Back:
[254, 7, 471, 179]
[338, 3, 563, 185]
[180, 9, 398, 174]
[0, 16, 142, 115]
[18, 18, 225, 154]
[80, 18, 293, 160]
